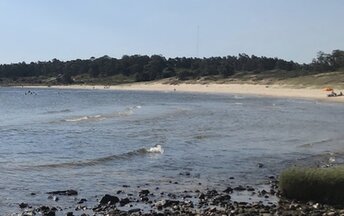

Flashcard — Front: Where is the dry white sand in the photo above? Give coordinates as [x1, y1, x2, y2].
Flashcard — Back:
[20, 82, 344, 103]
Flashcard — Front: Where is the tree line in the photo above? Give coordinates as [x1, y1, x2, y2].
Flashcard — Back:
[0, 50, 343, 84]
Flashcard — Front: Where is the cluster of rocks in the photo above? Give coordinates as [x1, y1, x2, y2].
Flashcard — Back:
[16, 178, 344, 216]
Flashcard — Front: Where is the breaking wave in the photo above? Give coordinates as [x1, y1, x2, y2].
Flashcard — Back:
[32, 145, 164, 169]
[64, 114, 105, 122]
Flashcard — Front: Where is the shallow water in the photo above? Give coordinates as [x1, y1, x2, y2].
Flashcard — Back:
[1, 87, 344, 214]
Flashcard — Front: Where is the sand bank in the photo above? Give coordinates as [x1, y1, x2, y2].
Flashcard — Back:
[20, 82, 344, 103]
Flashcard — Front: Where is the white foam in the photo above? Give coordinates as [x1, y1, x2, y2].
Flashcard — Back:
[147, 145, 164, 154]
[329, 157, 336, 163]
[65, 114, 105, 122]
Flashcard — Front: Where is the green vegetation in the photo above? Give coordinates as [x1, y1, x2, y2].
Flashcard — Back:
[279, 166, 344, 204]
[0, 50, 343, 86]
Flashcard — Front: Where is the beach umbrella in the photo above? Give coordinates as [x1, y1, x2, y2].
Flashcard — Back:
[323, 87, 333, 91]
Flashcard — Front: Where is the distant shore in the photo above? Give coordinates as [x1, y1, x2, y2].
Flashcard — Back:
[14, 81, 344, 103]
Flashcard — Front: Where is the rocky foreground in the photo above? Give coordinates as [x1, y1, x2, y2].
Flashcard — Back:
[16, 177, 344, 216]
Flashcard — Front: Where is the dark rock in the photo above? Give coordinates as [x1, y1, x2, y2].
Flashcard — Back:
[36, 206, 56, 216]
[141, 196, 149, 202]
[47, 190, 78, 196]
[19, 202, 29, 208]
[120, 198, 130, 206]
[116, 190, 123, 194]
[223, 187, 233, 193]
[213, 195, 231, 205]
[38, 206, 50, 212]
[246, 186, 255, 191]
[122, 185, 130, 188]
[205, 189, 218, 198]
[179, 171, 191, 176]
[99, 194, 119, 205]
[257, 163, 264, 168]
[128, 208, 141, 214]
[229, 177, 235, 179]
[30, 192, 36, 196]
[66, 212, 74, 216]
[77, 198, 87, 204]
[234, 185, 246, 191]
[44, 211, 55, 216]
[199, 193, 205, 200]
[139, 189, 150, 197]
[167, 193, 176, 199]
[162, 200, 180, 208]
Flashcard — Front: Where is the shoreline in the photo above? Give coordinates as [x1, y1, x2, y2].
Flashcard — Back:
[13, 82, 344, 103]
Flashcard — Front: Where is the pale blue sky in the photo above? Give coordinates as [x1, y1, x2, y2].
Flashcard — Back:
[0, 0, 343, 64]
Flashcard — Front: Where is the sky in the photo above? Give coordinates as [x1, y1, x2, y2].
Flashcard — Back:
[0, 0, 343, 64]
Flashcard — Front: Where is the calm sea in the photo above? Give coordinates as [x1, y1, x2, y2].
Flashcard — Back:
[1, 87, 344, 214]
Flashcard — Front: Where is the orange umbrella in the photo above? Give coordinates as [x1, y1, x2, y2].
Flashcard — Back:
[323, 87, 333, 91]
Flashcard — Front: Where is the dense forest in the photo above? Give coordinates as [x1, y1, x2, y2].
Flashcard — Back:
[0, 50, 343, 84]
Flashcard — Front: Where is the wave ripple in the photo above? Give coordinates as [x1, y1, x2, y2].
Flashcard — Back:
[32, 145, 164, 169]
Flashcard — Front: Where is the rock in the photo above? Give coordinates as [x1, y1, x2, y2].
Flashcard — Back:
[77, 198, 87, 204]
[122, 185, 130, 188]
[30, 192, 36, 196]
[223, 187, 233, 193]
[128, 208, 141, 214]
[257, 163, 264, 168]
[212, 195, 231, 205]
[66, 212, 74, 216]
[99, 194, 119, 205]
[139, 189, 150, 197]
[47, 190, 78, 196]
[199, 193, 205, 200]
[53, 196, 59, 201]
[205, 189, 218, 198]
[234, 185, 246, 191]
[167, 193, 176, 199]
[246, 186, 255, 191]
[44, 211, 55, 216]
[120, 198, 130, 206]
[19, 202, 29, 208]
[36, 206, 56, 216]
[156, 199, 181, 208]
[141, 196, 149, 202]
[179, 171, 191, 176]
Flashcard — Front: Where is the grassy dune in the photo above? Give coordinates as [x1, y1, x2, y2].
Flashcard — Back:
[161, 70, 344, 90]
[2, 69, 344, 90]
[279, 166, 344, 204]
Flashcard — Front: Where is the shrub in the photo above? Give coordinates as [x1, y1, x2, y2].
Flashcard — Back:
[279, 166, 344, 204]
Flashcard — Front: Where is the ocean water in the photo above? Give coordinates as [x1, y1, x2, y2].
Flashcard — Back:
[1, 87, 344, 214]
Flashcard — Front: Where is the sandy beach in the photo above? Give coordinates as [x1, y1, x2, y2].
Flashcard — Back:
[20, 81, 344, 103]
